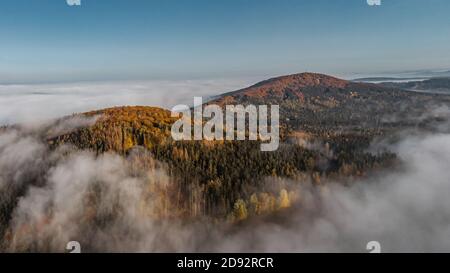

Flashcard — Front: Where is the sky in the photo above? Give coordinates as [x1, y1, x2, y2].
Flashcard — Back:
[1, 0, 450, 83]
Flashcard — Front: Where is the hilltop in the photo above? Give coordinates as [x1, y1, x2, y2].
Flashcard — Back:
[48, 106, 176, 154]
[209, 72, 450, 134]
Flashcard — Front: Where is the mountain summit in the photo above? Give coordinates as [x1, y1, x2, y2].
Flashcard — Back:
[235, 72, 349, 93]
[207, 72, 449, 134]
[214, 73, 350, 104]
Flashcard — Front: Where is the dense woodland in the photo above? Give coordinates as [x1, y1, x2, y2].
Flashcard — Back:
[46, 109, 399, 219]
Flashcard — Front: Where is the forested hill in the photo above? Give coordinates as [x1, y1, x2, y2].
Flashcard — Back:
[9, 72, 449, 218]
[48, 106, 176, 154]
[208, 72, 450, 134]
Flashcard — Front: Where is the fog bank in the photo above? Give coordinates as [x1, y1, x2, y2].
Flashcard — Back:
[1, 121, 450, 252]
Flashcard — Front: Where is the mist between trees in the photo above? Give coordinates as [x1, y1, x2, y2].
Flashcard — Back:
[1, 114, 450, 252]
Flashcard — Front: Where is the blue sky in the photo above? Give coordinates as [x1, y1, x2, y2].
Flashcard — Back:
[1, 0, 450, 83]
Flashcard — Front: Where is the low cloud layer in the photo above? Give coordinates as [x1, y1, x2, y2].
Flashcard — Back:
[0, 78, 257, 125]
[1, 119, 450, 252]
